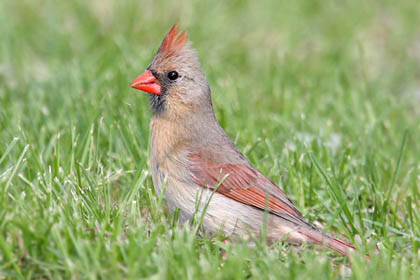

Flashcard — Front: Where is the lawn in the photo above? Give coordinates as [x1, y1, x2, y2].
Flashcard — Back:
[1, 0, 420, 279]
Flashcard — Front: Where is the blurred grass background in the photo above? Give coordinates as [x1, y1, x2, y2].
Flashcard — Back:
[1, 0, 420, 278]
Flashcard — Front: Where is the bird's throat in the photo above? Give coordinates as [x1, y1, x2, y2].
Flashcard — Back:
[149, 94, 167, 115]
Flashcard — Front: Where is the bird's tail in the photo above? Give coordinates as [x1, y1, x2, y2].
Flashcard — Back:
[299, 228, 356, 256]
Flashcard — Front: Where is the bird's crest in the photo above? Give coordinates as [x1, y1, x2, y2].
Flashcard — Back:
[156, 24, 189, 60]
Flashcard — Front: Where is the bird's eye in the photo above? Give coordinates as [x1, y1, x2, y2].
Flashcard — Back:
[167, 71, 179, 81]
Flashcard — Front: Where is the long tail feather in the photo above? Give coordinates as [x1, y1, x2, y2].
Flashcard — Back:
[299, 228, 356, 256]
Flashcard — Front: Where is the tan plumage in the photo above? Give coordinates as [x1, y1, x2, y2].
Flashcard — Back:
[131, 24, 357, 256]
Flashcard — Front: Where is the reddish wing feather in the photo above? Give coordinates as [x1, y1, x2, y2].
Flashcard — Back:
[188, 154, 310, 227]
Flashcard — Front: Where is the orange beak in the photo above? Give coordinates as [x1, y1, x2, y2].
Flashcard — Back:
[131, 70, 161, 95]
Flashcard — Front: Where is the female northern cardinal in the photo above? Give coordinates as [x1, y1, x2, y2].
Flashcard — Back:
[131, 25, 356, 256]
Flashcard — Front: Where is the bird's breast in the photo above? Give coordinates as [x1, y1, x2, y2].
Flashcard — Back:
[150, 117, 193, 193]
[150, 117, 191, 157]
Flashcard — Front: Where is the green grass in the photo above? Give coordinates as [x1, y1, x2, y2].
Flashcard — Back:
[1, 0, 420, 278]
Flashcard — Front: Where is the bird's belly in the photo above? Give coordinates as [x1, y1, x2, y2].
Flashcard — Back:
[151, 167, 305, 243]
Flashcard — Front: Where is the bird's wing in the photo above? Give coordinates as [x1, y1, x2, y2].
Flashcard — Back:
[188, 153, 312, 227]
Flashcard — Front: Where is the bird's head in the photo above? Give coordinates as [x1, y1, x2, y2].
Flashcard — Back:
[131, 25, 212, 117]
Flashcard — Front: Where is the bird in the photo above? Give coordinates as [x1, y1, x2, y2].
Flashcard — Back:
[131, 24, 357, 256]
